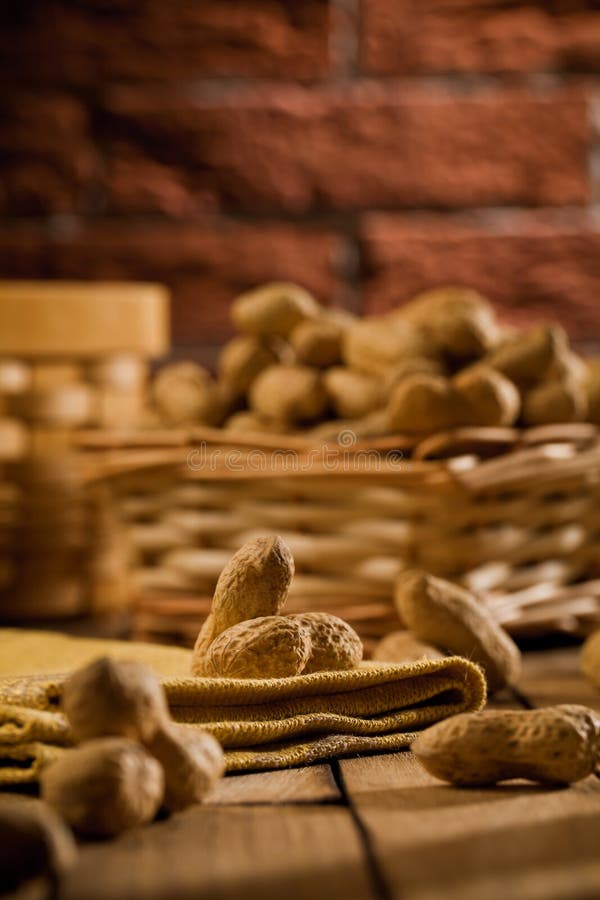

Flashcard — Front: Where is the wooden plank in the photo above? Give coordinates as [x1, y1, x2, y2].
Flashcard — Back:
[517, 646, 600, 710]
[206, 766, 341, 806]
[60, 805, 376, 900]
[340, 751, 600, 900]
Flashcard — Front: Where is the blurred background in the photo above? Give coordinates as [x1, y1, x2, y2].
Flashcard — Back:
[1, 0, 600, 365]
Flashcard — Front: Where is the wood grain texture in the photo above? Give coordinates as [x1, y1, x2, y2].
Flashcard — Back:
[517, 646, 600, 711]
[59, 804, 374, 900]
[206, 766, 341, 806]
[339, 750, 600, 900]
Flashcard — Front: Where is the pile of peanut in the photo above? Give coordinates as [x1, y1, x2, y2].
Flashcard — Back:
[147, 283, 600, 437]
[41, 657, 225, 838]
[191, 535, 363, 677]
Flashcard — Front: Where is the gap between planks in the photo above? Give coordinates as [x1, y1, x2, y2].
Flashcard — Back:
[338, 646, 600, 900]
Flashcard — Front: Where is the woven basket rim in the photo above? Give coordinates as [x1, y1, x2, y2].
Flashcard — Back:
[74, 423, 600, 492]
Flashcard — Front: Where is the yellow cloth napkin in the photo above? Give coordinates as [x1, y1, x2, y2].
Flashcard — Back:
[0, 629, 486, 784]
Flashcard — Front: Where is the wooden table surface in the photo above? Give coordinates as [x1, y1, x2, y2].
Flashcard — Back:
[9, 647, 600, 900]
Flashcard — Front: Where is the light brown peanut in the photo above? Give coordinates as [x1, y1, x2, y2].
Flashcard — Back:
[324, 367, 382, 420]
[249, 364, 328, 425]
[232, 282, 320, 338]
[343, 316, 435, 377]
[192, 536, 294, 669]
[292, 612, 363, 673]
[146, 724, 225, 811]
[395, 570, 521, 693]
[290, 317, 344, 368]
[41, 738, 164, 837]
[413, 705, 600, 786]
[152, 361, 225, 425]
[399, 286, 500, 359]
[387, 373, 469, 434]
[204, 615, 312, 679]
[372, 630, 444, 664]
[217, 335, 277, 398]
[522, 378, 587, 426]
[453, 365, 520, 427]
[62, 657, 169, 744]
[486, 324, 567, 385]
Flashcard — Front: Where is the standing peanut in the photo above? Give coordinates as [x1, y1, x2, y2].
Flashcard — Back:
[192, 536, 294, 669]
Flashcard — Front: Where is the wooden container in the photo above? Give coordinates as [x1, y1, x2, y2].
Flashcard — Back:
[0, 281, 169, 623]
[79, 423, 600, 652]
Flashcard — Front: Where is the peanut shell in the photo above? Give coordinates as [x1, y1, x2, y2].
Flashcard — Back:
[192, 536, 294, 667]
[62, 657, 169, 744]
[372, 630, 444, 664]
[324, 367, 382, 420]
[232, 282, 320, 338]
[249, 364, 327, 425]
[41, 738, 164, 837]
[413, 705, 600, 786]
[395, 570, 521, 693]
[399, 286, 499, 359]
[146, 724, 225, 811]
[387, 374, 468, 434]
[205, 615, 312, 679]
[292, 612, 363, 673]
[217, 335, 277, 398]
[454, 365, 520, 427]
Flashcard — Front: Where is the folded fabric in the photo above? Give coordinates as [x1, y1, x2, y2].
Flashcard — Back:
[0, 629, 486, 785]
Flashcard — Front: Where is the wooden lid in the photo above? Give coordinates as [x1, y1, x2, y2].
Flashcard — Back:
[0, 281, 169, 357]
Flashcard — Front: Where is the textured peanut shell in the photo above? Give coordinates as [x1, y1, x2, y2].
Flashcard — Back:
[413, 705, 600, 786]
[62, 657, 169, 744]
[290, 318, 344, 368]
[486, 325, 567, 385]
[324, 367, 382, 420]
[395, 570, 521, 693]
[292, 612, 363, 673]
[387, 374, 469, 434]
[146, 724, 225, 811]
[399, 287, 499, 359]
[454, 365, 520, 427]
[41, 738, 164, 837]
[152, 362, 223, 425]
[232, 282, 320, 338]
[192, 535, 295, 669]
[522, 379, 586, 425]
[217, 335, 277, 398]
[205, 616, 311, 679]
[343, 317, 435, 377]
[249, 364, 327, 425]
[372, 630, 444, 664]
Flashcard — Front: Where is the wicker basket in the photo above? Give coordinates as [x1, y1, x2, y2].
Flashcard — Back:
[77, 422, 600, 653]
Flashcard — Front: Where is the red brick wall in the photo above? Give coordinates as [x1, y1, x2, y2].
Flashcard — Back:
[1, 1, 599, 359]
